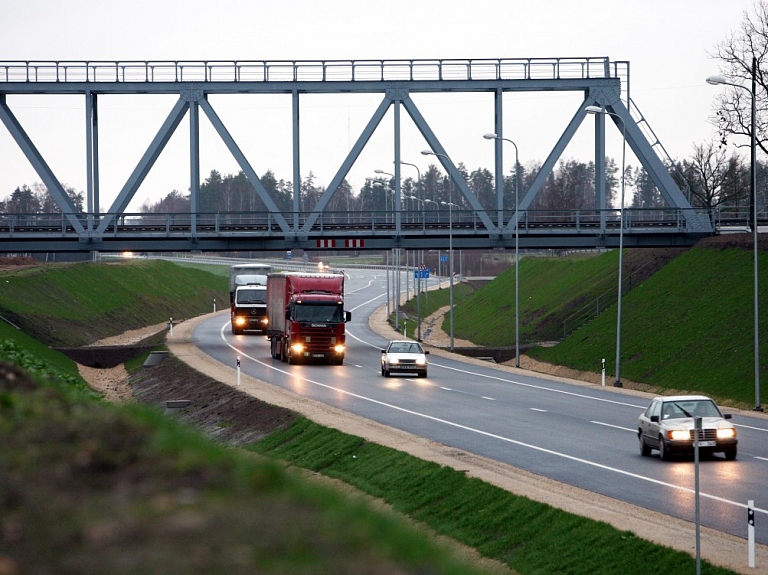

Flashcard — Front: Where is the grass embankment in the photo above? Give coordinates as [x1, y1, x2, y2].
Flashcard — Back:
[0, 259, 229, 347]
[410, 244, 767, 409]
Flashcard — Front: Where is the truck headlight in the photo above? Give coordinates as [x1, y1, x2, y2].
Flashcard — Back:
[292, 343, 304, 353]
[334, 344, 345, 353]
[235, 317, 246, 326]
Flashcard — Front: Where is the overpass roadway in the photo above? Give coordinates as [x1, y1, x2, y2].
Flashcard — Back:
[167, 266, 768, 573]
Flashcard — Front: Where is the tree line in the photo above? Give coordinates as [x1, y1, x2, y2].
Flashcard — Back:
[1, 149, 763, 219]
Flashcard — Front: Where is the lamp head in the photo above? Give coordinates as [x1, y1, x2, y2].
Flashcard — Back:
[421, 149, 434, 156]
[483, 133, 498, 140]
[706, 75, 727, 86]
[585, 105, 604, 114]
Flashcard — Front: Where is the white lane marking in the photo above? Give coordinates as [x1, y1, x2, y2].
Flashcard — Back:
[219, 324, 768, 517]
[734, 422, 768, 432]
[440, 386, 453, 391]
[530, 408, 547, 412]
[755, 456, 768, 462]
[592, 421, 636, 433]
[481, 396, 495, 401]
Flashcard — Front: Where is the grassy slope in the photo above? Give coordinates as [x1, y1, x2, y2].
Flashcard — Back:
[525, 246, 766, 408]
[423, 244, 766, 409]
[0, 260, 229, 347]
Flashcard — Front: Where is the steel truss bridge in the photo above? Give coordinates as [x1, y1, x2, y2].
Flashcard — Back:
[0, 57, 717, 253]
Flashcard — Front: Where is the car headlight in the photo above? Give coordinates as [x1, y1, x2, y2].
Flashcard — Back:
[389, 357, 399, 364]
[416, 358, 426, 366]
[717, 428, 737, 439]
[668, 429, 690, 441]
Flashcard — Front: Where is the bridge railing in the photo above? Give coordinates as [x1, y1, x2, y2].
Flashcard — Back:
[0, 207, 720, 238]
[0, 57, 617, 84]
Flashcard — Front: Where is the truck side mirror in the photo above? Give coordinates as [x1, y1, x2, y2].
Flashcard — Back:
[345, 311, 352, 322]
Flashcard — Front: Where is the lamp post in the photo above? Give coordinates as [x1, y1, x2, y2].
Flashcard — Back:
[400, 161, 422, 225]
[484, 133, 521, 368]
[585, 105, 626, 388]
[707, 70, 762, 411]
[373, 178, 400, 331]
[422, 149, 455, 351]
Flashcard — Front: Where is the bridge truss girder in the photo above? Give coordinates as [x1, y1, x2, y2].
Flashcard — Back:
[0, 58, 713, 252]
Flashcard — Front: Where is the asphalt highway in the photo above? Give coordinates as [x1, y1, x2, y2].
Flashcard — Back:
[189, 266, 768, 547]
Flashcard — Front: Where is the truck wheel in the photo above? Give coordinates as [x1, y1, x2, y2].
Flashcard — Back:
[280, 342, 288, 363]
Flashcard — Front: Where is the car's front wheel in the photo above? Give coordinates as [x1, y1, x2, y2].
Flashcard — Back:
[724, 447, 737, 461]
[638, 432, 651, 457]
[659, 437, 672, 461]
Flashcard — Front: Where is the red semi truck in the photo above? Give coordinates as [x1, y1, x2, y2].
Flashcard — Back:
[266, 271, 351, 365]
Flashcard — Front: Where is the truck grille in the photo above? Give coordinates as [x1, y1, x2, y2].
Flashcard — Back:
[299, 324, 338, 348]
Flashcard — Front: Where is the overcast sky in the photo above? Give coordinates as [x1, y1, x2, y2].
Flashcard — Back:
[0, 0, 757, 211]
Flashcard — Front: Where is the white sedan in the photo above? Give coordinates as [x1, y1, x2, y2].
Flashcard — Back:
[381, 340, 429, 378]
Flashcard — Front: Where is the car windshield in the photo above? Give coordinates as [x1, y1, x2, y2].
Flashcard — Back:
[661, 400, 720, 420]
[389, 342, 422, 354]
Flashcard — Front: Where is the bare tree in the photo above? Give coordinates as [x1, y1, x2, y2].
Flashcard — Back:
[675, 140, 748, 210]
[710, 1, 768, 157]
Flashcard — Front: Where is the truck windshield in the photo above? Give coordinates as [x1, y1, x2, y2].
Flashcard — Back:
[237, 289, 267, 304]
[293, 303, 343, 323]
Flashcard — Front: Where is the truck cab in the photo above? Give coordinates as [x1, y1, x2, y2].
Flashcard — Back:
[231, 284, 268, 335]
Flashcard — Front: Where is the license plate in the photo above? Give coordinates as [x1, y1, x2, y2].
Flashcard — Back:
[698, 440, 716, 447]
[312, 353, 325, 358]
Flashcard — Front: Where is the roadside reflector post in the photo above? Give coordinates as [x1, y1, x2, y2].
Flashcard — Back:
[169, 317, 173, 336]
[601, 358, 605, 386]
[748, 500, 755, 568]
[237, 357, 241, 386]
[214, 298, 216, 313]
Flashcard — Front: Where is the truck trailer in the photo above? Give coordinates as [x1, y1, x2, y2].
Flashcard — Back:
[266, 271, 350, 365]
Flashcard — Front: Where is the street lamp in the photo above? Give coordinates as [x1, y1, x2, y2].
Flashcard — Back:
[707, 71, 762, 411]
[585, 105, 626, 388]
[484, 133, 521, 368]
[422, 149, 455, 351]
[373, 179, 400, 330]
